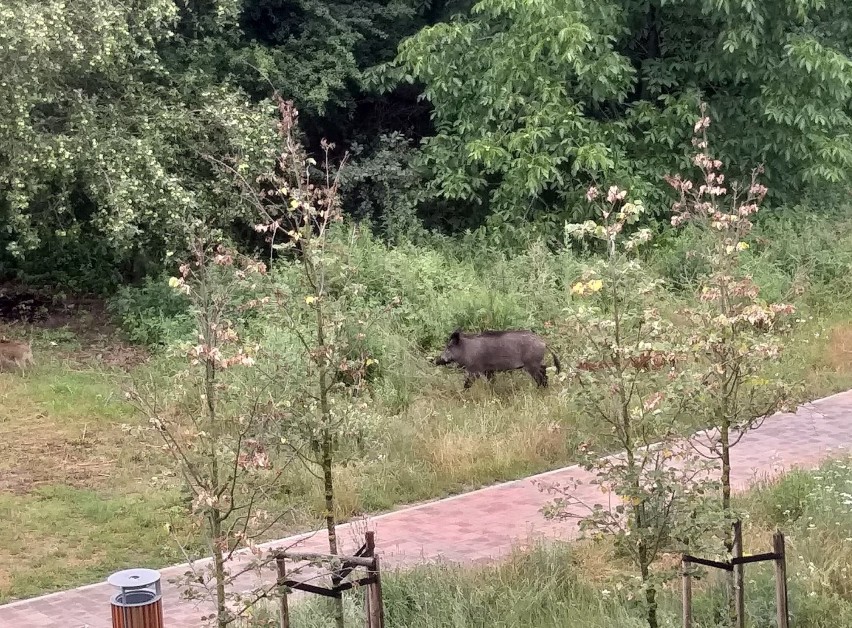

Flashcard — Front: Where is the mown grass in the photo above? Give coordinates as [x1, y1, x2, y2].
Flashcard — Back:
[0, 487, 185, 599]
[254, 458, 852, 628]
[0, 337, 191, 600]
[2, 208, 852, 602]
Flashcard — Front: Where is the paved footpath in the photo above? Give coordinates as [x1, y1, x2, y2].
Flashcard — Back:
[2, 389, 852, 627]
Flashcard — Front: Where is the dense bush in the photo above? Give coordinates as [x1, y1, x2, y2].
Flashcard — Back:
[107, 276, 193, 346]
[3, 0, 851, 289]
[109, 202, 852, 410]
[380, 0, 852, 241]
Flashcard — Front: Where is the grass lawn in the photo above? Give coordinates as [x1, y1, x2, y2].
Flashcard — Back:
[1, 305, 852, 602]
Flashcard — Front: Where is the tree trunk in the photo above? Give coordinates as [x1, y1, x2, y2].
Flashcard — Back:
[640, 553, 658, 628]
[721, 419, 732, 530]
[626, 400, 657, 628]
[639, 2, 660, 101]
[322, 435, 339, 557]
[316, 294, 344, 628]
[203, 345, 229, 628]
[210, 512, 229, 628]
[322, 434, 345, 628]
[720, 418, 736, 626]
[636, 490, 658, 628]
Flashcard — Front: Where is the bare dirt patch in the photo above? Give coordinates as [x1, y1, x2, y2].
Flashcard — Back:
[0, 283, 149, 369]
[0, 412, 120, 494]
[57, 338, 150, 370]
[0, 283, 101, 329]
[0, 286, 154, 495]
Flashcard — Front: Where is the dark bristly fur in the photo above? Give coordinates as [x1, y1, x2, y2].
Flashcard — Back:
[434, 328, 561, 389]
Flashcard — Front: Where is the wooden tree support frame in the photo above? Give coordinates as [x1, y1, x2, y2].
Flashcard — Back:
[681, 522, 789, 628]
[275, 531, 384, 628]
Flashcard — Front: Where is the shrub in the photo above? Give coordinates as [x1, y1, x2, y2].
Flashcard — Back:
[107, 275, 193, 347]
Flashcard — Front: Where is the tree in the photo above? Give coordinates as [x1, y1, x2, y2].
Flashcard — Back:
[0, 1, 473, 289]
[0, 0, 276, 289]
[130, 240, 290, 628]
[381, 0, 852, 240]
[172, 0, 455, 147]
[340, 132, 426, 241]
[668, 103, 799, 622]
[177, 0, 466, 240]
[541, 186, 713, 628]
[218, 94, 394, 628]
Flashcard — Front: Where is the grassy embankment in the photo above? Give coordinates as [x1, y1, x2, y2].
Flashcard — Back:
[2, 208, 852, 601]
[278, 457, 852, 628]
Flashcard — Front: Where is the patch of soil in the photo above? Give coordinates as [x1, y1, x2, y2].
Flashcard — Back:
[59, 341, 150, 370]
[0, 435, 116, 495]
[0, 283, 149, 369]
[0, 283, 108, 330]
[0, 292, 51, 323]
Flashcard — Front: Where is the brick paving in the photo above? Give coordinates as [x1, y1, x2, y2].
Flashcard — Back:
[1, 389, 851, 627]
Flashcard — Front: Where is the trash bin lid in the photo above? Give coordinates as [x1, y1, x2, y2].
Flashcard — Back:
[107, 568, 161, 590]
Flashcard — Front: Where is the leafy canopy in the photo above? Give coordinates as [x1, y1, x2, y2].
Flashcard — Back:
[0, 0, 273, 284]
[385, 0, 852, 238]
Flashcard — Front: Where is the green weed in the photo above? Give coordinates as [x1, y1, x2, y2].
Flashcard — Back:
[4, 206, 852, 600]
[252, 459, 852, 628]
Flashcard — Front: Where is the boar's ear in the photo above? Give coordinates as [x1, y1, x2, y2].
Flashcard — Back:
[449, 328, 462, 344]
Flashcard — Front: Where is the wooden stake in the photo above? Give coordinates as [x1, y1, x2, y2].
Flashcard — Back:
[773, 531, 790, 628]
[368, 555, 385, 628]
[733, 521, 745, 628]
[682, 558, 693, 628]
[365, 532, 375, 627]
[363, 531, 384, 628]
[365, 531, 376, 557]
[276, 556, 290, 628]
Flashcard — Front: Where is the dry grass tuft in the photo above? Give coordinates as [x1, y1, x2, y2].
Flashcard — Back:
[825, 324, 852, 373]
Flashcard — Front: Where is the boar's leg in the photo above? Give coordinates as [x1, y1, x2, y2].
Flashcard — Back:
[524, 363, 548, 387]
[463, 371, 493, 389]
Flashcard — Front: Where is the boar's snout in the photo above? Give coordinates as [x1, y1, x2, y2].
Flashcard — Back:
[434, 346, 455, 366]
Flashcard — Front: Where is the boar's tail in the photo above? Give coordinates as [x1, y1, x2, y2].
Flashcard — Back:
[548, 347, 561, 372]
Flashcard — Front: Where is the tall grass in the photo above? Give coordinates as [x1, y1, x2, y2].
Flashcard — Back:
[106, 206, 852, 525]
[114, 205, 852, 374]
[3, 204, 849, 599]
[251, 458, 852, 628]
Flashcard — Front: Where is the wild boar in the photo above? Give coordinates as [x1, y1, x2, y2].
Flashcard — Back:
[0, 339, 33, 373]
[434, 328, 561, 388]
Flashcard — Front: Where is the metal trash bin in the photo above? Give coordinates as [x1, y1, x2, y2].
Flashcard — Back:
[107, 568, 164, 628]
